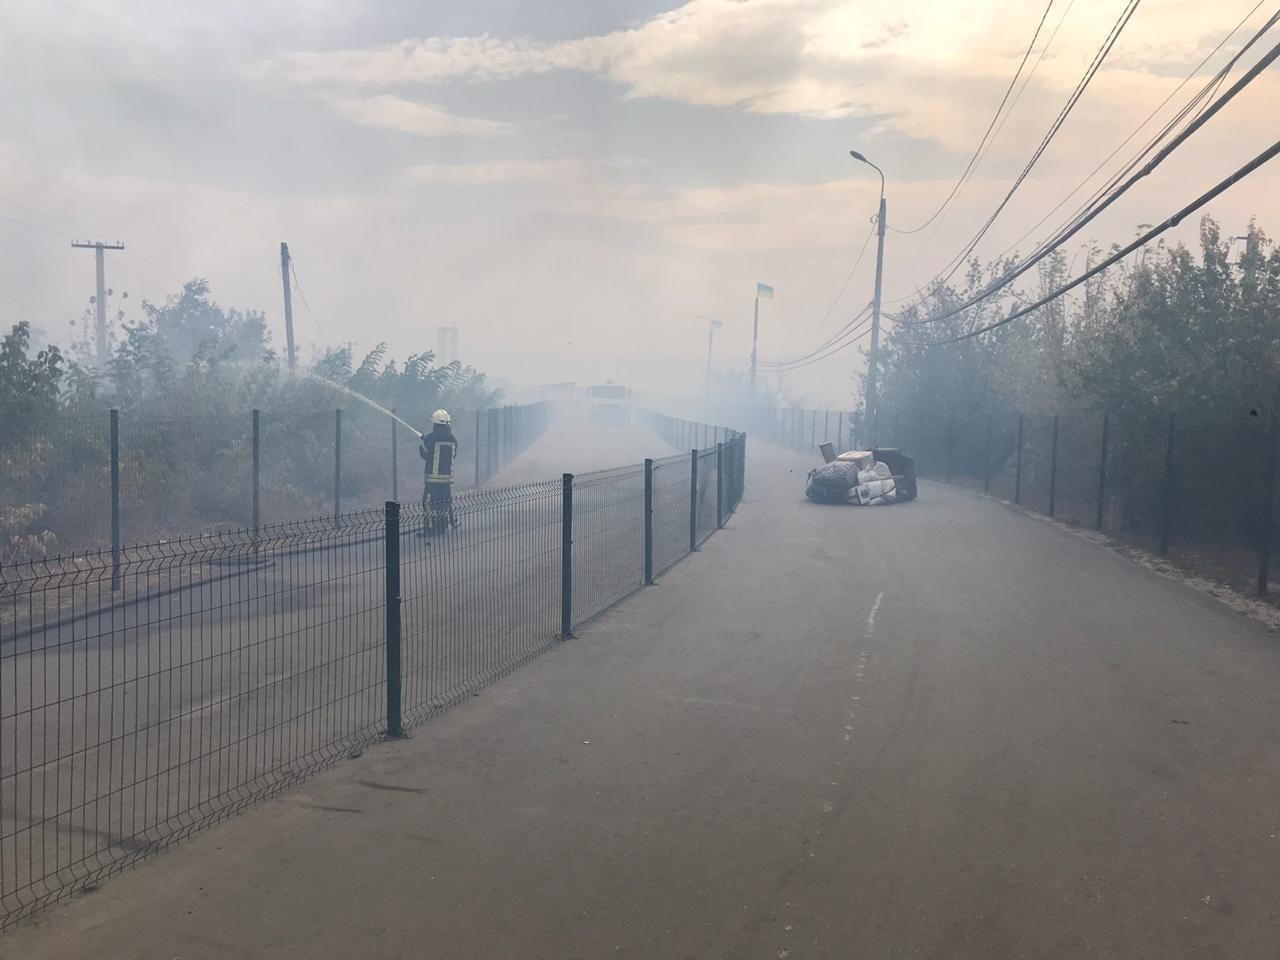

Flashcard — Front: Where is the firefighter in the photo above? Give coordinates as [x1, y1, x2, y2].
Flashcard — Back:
[419, 409, 458, 537]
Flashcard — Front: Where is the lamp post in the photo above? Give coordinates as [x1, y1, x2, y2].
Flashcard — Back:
[849, 149, 886, 436]
[697, 314, 723, 401]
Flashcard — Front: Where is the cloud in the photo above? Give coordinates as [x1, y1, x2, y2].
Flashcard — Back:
[402, 158, 588, 185]
[274, 0, 1272, 152]
[327, 95, 507, 137]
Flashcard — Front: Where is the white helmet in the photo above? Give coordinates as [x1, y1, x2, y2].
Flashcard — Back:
[431, 409, 451, 425]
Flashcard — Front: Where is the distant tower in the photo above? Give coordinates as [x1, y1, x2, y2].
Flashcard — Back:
[436, 325, 459, 365]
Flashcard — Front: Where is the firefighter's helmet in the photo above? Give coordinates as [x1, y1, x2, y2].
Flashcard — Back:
[431, 409, 451, 425]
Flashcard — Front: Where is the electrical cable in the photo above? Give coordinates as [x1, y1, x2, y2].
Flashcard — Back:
[888, 0, 1058, 236]
[907, 136, 1280, 345]
[882, 0, 1079, 300]
[900, 26, 1280, 326]
[992, 2, 1274, 267]
[288, 257, 326, 330]
[906, 0, 1144, 297]
[793, 222, 876, 348]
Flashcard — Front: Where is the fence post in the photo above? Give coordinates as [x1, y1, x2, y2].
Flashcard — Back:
[332, 408, 343, 527]
[110, 408, 120, 591]
[689, 449, 699, 551]
[983, 413, 993, 494]
[1049, 415, 1060, 518]
[1014, 413, 1024, 505]
[384, 501, 404, 739]
[251, 408, 260, 543]
[475, 410, 482, 486]
[716, 442, 725, 529]
[391, 408, 399, 502]
[1095, 412, 1110, 531]
[644, 458, 654, 585]
[945, 408, 955, 483]
[1259, 414, 1278, 596]
[809, 410, 817, 450]
[1160, 413, 1176, 555]
[561, 473, 574, 638]
[739, 435, 747, 507]
[486, 408, 495, 481]
[837, 412, 845, 451]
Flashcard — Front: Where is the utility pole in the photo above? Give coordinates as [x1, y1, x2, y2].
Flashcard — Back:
[750, 296, 759, 394]
[280, 241, 297, 371]
[850, 149, 887, 432]
[750, 282, 773, 396]
[71, 240, 125, 367]
[868, 193, 887, 433]
[1245, 222, 1260, 286]
[698, 315, 722, 401]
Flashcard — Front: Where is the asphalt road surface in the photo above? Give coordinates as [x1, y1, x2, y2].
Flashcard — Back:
[0, 420, 702, 921]
[7, 442, 1280, 958]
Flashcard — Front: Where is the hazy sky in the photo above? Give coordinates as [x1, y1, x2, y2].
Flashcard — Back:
[2, 0, 1277, 406]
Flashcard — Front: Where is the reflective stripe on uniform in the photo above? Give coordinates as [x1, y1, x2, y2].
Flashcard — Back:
[425, 440, 456, 482]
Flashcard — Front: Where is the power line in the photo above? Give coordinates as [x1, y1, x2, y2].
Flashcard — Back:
[992, 1, 1273, 268]
[908, 136, 1280, 345]
[888, 0, 1057, 236]
[105, 252, 171, 299]
[899, 26, 1280, 327]
[0, 193, 107, 239]
[793, 222, 876, 348]
[0, 193, 187, 286]
[761, 309, 874, 372]
[288, 257, 325, 330]
[762, 300, 871, 366]
[760, 319, 874, 373]
[910, 0, 1144, 296]
[0, 212, 80, 241]
[882, 0, 1078, 301]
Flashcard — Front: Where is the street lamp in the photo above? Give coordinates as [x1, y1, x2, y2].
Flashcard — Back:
[850, 149, 887, 440]
[697, 314, 723, 401]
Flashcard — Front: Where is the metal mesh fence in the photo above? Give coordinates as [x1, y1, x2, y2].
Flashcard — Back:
[0, 413, 746, 927]
[689, 404, 849, 455]
[119, 415, 254, 539]
[695, 447, 719, 546]
[650, 454, 693, 577]
[1, 417, 110, 558]
[570, 467, 646, 626]
[878, 404, 1280, 602]
[1, 514, 389, 927]
[257, 409, 338, 525]
[399, 482, 564, 727]
[1, 403, 551, 562]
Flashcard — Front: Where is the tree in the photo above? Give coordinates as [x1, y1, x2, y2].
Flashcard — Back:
[0, 321, 63, 446]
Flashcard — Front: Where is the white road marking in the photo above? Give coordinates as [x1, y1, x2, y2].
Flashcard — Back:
[843, 592, 884, 742]
[865, 590, 884, 642]
[661, 695, 794, 715]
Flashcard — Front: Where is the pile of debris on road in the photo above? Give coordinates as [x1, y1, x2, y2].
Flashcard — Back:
[804, 444, 917, 506]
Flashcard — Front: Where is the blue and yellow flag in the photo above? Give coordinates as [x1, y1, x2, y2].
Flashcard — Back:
[756, 282, 774, 299]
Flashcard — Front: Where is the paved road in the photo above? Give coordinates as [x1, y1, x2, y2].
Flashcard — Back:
[1, 421, 700, 921]
[8, 443, 1280, 958]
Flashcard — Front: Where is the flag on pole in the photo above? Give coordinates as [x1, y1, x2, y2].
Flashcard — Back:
[756, 282, 774, 299]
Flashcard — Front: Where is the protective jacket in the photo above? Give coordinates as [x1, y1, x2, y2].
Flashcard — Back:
[420, 424, 458, 484]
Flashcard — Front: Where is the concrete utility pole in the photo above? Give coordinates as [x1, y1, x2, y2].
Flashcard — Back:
[1244, 222, 1261, 286]
[280, 242, 297, 371]
[850, 149, 886, 435]
[750, 282, 773, 396]
[71, 240, 126, 367]
[698, 315, 722, 401]
[437, 325, 459, 365]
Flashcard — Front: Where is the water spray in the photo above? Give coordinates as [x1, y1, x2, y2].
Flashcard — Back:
[307, 374, 424, 438]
